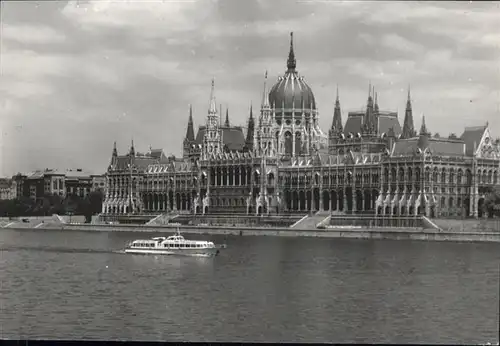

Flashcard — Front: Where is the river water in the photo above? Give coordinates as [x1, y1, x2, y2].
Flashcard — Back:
[0, 228, 498, 344]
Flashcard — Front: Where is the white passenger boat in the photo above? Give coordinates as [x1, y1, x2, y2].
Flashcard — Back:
[124, 230, 221, 257]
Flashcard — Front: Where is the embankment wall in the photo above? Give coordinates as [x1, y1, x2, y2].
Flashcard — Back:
[4, 222, 499, 243]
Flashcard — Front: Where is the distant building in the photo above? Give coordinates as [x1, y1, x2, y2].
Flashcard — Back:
[0, 178, 16, 200]
[65, 169, 93, 198]
[9, 169, 103, 200]
[101, 142, 169, 214]
[102, 33, 500, 219]
[43, 169, 66, 196]
[12, 173, 28, 199]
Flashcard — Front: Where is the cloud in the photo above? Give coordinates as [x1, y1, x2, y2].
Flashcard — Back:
[1, 23, 66, 45]
[0, 0, 499, 176]
[381, 34, 424, 55]
[61, 0, 210, 37]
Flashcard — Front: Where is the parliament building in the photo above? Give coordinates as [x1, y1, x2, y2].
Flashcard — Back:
[102, 33, 500, 220]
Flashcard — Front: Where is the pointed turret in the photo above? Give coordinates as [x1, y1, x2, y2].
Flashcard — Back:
[129, 139, 135, 156]
[185, 105, 195, 141]
[110, 141, 118, 167]
[203, 78, 222, 159]
[261, 70, 270, 108]
[331, 86, 343, 133]
[245, 103, 255, 152]
[183, 105, 196, 160]
[208, 78, 217, 115]
[417, 115, 430, 150]
[401, 86, 416, 139]
[374, 92, 379, 114]
[224, 107, 230, 127]
[419, 114, 429, 136]
[286, 32, 296, 72]
[112, 141, 117, 157]
[363, 82, 375, 133]
[367, 83, 374, 107]
[219, 104, 223, 126]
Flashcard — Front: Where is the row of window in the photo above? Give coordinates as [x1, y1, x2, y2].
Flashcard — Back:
[133, 242, 206, 248]
[107, 168, 499, 189]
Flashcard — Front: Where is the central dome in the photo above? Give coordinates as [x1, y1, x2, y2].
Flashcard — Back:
[268, 33, 316, 112]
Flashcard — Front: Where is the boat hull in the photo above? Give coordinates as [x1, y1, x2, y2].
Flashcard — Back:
[124, 247, 220, 257]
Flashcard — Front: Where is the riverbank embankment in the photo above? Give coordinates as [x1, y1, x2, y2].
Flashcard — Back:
[4, 222, 500, 243]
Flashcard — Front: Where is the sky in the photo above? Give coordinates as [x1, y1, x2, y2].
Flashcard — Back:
[1, 0, 499, 176]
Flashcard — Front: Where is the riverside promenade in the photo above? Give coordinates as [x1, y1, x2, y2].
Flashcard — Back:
[1, 214, 499, 243]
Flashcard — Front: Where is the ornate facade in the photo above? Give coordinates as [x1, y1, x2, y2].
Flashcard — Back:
[102, 33, 500, 219]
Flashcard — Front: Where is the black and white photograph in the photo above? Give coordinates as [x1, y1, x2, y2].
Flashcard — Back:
[0, 0, 499, 344]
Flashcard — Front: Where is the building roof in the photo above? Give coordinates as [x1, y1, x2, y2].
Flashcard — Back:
[194, 125, 246, 152]
[148, 148, 167, 161]
[26, 171, 46, 180]
[344, 114, 363, 135]
[65, 169, 93, 180]
[392, 137, 465, 157]
[343, 112, 401, 136]
[378, 114, 401, 136]
[460, 125, 487, 156]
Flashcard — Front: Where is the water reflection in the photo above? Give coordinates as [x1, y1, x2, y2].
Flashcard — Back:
[0, 230, 498, 343]
[129, 253, 215, 268]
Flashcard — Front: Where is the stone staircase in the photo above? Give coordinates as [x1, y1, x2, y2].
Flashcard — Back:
[422, 216, 441, 230]
[290, 211, 331, 229]
[146, 212, 178, 226]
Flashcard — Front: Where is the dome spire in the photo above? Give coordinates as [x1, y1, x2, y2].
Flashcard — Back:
[287, 32, 296, 71]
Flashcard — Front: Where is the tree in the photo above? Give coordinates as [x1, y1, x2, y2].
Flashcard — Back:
[484, 186, 500, 217]
[434, 133, 440, 138]
[448, 133, 458, 139]
[46, 194, 66, 215]
[83, 190, 104, 222]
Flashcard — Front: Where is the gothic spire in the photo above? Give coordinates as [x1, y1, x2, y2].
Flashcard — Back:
[406, 85, 412, 109]
[417, 114, 430, 150]
[262, 70, 270, 108]
[401, 85, 415, 139]
[245, 103, 255, 152]
[364, 82, 374, 132]
[286, 32, 296, 71]
[185, 105, 195, 141]
[374, 92, 379, 114]
[224, 107, 230, 127]
[130, 139, 135, 156]
[208, 78, 217, 115]
[367, 82, 374, 105]
[419, 114, 429, 136]
[112, 141, 117, 157]
[331, 86, 343, 132]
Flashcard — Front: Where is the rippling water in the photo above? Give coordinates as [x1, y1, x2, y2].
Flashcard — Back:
[0, 228, 498, 343]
